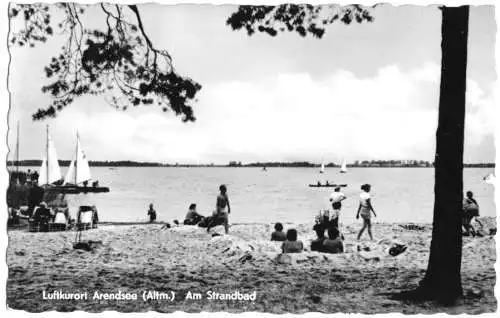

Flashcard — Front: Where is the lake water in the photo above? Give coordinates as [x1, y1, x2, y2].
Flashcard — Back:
[55, 167, 496, 224]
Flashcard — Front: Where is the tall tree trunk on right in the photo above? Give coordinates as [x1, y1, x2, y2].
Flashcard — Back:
[419, 5, 469, 303]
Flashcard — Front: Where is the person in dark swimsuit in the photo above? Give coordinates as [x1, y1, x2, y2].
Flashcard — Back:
[147, 203, 157, 223]
[207, 184, 231, 234]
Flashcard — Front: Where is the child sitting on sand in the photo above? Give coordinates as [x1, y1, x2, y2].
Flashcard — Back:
[281, 229, 304, 253]
[323, 227, 344, 254]
[271, 222, 287, 241]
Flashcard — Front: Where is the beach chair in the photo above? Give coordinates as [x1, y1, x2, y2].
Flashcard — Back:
[49, 209, 69, 232]
[76, 205, 99, 230]
[28, 206, 51, 232]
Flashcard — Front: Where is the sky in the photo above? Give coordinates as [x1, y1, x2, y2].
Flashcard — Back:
[7, 4, 497, 164]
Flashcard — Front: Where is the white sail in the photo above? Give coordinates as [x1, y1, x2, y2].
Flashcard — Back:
[65, 134, 92, 185]
[484, 173, 496, 185]
[76, 137, 92, 184]
[64, 160, 76, 185]
[39, 131, 62, 185]
[319, 162, 325, 174]
[340, 158, 348, 173]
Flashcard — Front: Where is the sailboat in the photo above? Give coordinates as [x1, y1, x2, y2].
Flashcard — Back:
[56, 133, 110, 194]
[39, 125, 62, 186]
[340, 158, 348, 173]
[319, 161, 325, 174]
[9, 121, 21, 184]
[484, 173, 496, 185]
[64, 132, 92, 186]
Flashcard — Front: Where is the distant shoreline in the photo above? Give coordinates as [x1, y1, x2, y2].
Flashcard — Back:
[6, 160, 495, 168]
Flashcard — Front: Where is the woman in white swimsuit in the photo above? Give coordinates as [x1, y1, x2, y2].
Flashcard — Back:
[356, 184, 377, 240]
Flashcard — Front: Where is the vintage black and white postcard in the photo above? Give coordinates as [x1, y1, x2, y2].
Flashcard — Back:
[3, 0, 498, 314]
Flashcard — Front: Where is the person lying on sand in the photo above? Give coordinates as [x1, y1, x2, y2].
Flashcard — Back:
[281, 229, 304, 253]
[271, 222, 287, 241]
[356, 184, 377, 241]
[184, 203, 204, 225]
[323, 227, 344, 254]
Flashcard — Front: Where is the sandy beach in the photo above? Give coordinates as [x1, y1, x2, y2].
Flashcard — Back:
[7, 217, 497, 313]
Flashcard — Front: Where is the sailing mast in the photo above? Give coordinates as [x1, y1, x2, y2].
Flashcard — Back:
[46, 125, 49, 185]
[74, 131, 79, 185]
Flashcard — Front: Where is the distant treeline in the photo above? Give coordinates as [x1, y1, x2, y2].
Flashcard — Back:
[6, 160, 495, 168]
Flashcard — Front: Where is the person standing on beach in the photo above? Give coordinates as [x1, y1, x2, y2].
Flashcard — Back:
[147, 203, 157, 223]
[329, 186, 346, 229]
[27, 179, 44, 217]
[462, 191, 482, 236]
[356, 184, 377, 240]
[207, 184, 231, 234]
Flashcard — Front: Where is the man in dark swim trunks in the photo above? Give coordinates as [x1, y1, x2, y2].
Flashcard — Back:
[207, 184, 231, 234]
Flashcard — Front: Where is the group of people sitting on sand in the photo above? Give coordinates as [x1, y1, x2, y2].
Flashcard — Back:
[270, 222, 345, 254]
[268, 183, 380, 254]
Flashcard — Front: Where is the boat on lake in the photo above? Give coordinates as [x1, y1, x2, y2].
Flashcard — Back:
[340, 158, 348, 173]
[319, 160, 325, 174]
[39, 125, 63, 187]
[53, 132, 110, 194]
[309, 183, 347, 188]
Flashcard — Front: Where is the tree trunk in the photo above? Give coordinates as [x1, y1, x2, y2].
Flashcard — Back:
[419, 5, 469, 303]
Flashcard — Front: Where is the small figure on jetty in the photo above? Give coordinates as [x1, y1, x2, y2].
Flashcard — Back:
[207, 184, 231, 234]
[329, 186, 346, 228]
[147, 203, 157, 223]
[184, 203, 204, 225]
[271, 222, 286, 241]
[462, 191, 482, 236]
[356, 184, 377, 240]
[31, 170, 39, 182]
[281, 229, 304, 253]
